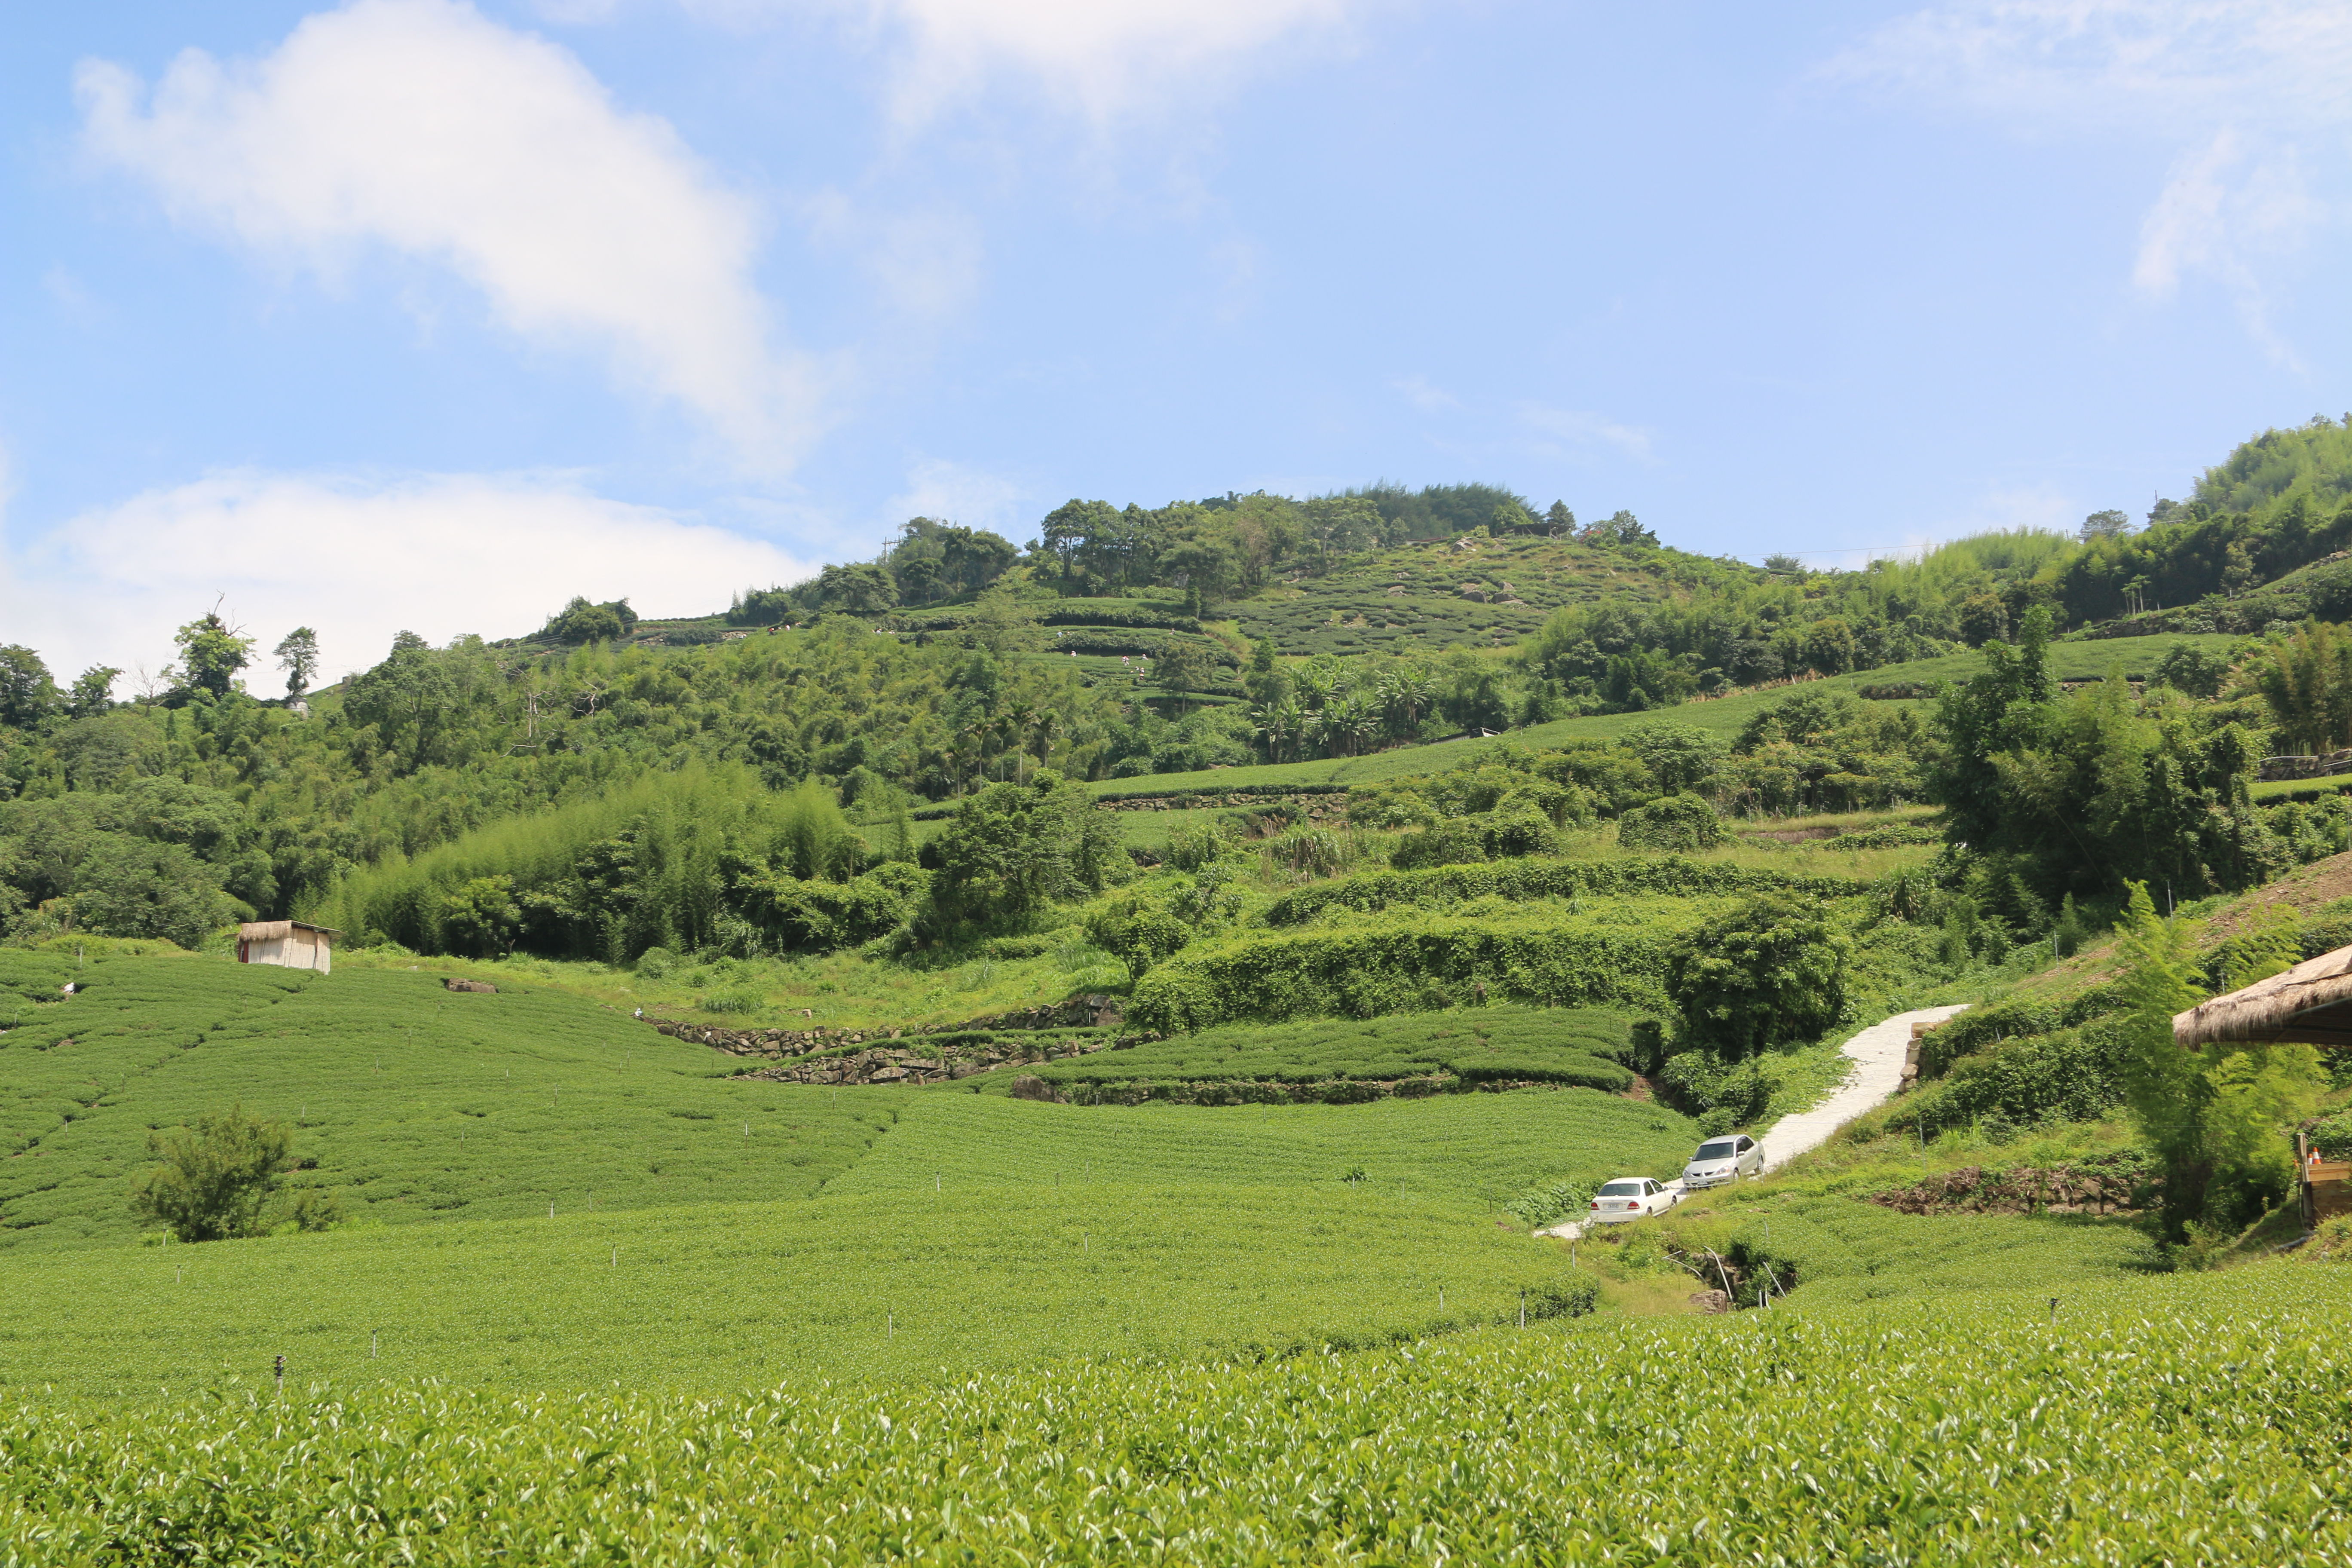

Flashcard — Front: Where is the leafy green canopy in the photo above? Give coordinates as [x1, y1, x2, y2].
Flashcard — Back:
[924, 772, 1127, 931]
[319, 766, 910, 961]
[0, 619, 1127, 942]
[1928, 606, 2270, 904]
[1666, 893, 1850, 1060]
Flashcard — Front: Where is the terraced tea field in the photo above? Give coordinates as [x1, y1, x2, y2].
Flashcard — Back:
[1230, 535, 1678, 658]
[1028, 1005, 1638, 1096]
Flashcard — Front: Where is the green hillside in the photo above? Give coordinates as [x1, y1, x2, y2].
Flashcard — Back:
[0, 949, 892, 1251]
[7, 431, 2352, 1560]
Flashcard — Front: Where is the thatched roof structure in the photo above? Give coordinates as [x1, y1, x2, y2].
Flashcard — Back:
[2173, 945, 2352, 1049]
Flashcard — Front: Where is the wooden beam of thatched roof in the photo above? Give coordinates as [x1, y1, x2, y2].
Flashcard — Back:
[2172, 944, 2352, 1049]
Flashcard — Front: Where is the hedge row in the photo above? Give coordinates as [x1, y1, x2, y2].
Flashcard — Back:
[1127, 920, 1676, 1033]
[1262, 858, 1868, 927]
[893, 606, 1198, 634]
[1915, 983, 2125, 1080]
[1093, 782, 1351, 805]
[1047, 1062, 1632, 1107]
[1897, 1020, 2129, 1134]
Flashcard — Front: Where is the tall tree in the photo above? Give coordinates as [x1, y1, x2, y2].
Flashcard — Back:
[0, 645, 57, 728]
[273, 627, 321, 697]
[172, 609, 254, 698]
[65, 665, 119, 720]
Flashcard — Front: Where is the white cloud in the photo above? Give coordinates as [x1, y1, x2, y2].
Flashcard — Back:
[1391, 375, 1460, 414]
[1, 471, 812, 682]
[804, 191, 982, 320]
[77, 0, 815, 463]
[1824, 1, 2352, 128]
[692, 0, 1375, 122]
[2133, 129, 2318, 361]
[1519, 404, 1657, 464]
[885, 457, 1026, 533]
[1826, 2, 2349, 351]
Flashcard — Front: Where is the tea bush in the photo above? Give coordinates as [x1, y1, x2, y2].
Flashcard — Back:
[3, 1266, 2343, 1563]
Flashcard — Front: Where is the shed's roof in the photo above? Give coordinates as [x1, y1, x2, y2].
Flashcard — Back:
[237, 920, 342, 941]
[2172, 943, 2352, 1049]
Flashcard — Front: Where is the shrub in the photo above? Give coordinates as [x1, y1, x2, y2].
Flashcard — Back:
[1164, 819, 1235, 873]
[1262, 830, 1349, 881]
[1667, 894, 1849, 1059]
[1617, 793, 1724, 852]
[1389, 825, 1488, 871]
[1127, 920, 1677, 1033]
[700, 987, 765, 1015]
[1086, 900, 1192, 979]
[1660, 1052, 1775, 1127]
[131, 1105, 302, 1243]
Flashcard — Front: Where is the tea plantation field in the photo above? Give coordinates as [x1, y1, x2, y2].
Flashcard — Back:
[824, 1087, 1694, 1215]
[0, 948, 1706, 1398]
[6, 1264, 2343, 1563]
[0, 949, 891, 1250]
[0, 1181, 1588, 1397]
[1027, 1005, 1638, 1096]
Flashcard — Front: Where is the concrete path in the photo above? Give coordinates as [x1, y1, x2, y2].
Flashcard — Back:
[1755, 1003, 1969, 1172]
[1534, 1003, 1969, 1240]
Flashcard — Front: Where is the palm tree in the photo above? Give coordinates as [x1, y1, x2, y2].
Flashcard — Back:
[1251, 702, 1293, 764]
[1027, 707, 1063, 777]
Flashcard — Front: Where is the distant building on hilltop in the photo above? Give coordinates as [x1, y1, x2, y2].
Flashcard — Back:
[237, 920, 338, 974]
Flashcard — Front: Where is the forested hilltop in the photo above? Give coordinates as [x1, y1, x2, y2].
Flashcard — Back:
[2, 417, 2351, 957]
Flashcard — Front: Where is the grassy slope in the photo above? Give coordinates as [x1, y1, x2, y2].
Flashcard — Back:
[823, 1087, 1693, 1214]
[1095, 633, 2243, 797]
[0, 1090, 1693, 1397]
[0, 952, 894, 1252]
[0, 948, 1706, 1395]
[0, 1182, 1580, 1397]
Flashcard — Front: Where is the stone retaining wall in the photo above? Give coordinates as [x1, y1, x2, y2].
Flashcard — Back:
[647, 995, 1122, 1060]
[645, 995, 1126, 1087]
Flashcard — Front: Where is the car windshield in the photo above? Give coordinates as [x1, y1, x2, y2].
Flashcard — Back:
[1597, 1181, 1643, 1197]
[1695, 1141, 1737, 1160]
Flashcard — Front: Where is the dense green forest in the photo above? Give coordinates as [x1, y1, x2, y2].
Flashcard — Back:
[6, 423, 2352, 959]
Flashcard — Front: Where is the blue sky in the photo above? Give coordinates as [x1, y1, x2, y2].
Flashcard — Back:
[3, 0, 2348, 682]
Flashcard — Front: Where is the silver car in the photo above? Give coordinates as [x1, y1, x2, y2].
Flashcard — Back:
[1682, 1133, 1764, 1189]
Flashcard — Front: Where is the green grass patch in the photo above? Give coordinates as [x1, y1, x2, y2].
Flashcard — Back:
[821, 1084, 1694, 1215]
[0, 1181, 1582, 1398]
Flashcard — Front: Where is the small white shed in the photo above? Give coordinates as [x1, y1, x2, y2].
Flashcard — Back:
[237, 920, 338, 974]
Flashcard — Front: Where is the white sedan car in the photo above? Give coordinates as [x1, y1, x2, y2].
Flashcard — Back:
[1586, 1176, 1680, 1224]
[1681, 1133, 1766, 1190]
